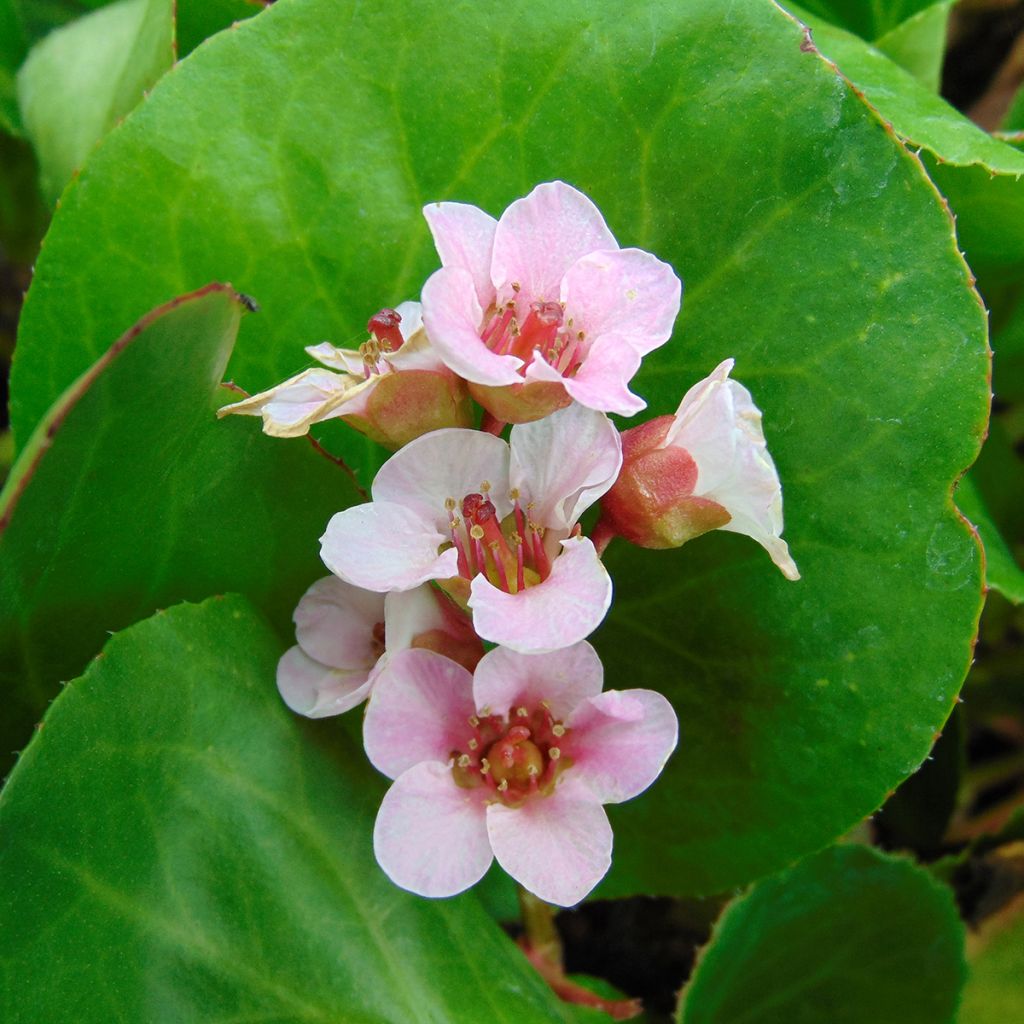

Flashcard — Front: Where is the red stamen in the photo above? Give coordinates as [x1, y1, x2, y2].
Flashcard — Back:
[367, 308, 404, 352]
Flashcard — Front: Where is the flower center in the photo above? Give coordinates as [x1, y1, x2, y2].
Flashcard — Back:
[370, 621, 386, 660]
[444, 486, 551, 594]
[359, 307, 404, 377]
[479, 295, 585, 377]
[451, 701, 569, 807]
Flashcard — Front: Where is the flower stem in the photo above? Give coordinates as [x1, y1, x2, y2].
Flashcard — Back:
[517, 886, 563, 970]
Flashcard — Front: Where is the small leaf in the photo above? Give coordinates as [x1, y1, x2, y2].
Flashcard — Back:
[677, 846, 966, 1024]
[957, 475, 1024, 605]
[0, 595, 592, 1023]
[16, 0, 174, 204]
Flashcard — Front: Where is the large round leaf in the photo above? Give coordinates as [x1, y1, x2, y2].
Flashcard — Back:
[0, 595, 599, 1023]
[5, 0, 988, 894]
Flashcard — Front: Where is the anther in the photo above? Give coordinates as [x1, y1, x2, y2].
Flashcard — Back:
[549, 747, 561, 760]
[468, 738, 478, 750]
[468, 715, 479, 727]
[497, 779, 509, 792]
[470, 525, 485, 540]
[515, 706, 529, 718]
[509, 487, 520, 500]
[527, 764, 539, 776]
[445, 497, 457, 511]
[480, 758, 490, 774]
[457, 754, 471, 768]
[552, 724, 565, 737]
[480, 480, 491, 494]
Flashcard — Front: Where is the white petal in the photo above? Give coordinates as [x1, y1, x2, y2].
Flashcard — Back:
[276, 646, 373, 719]
[363, 648, 476, 779]
[472, 642, 604, 721]
[382, 585, 448, 653]
[320, 502, 458, 592]
[486, 790, 612, 906]
[293, 576, 385, 670]
[371, 427, 511, 528]
[509, 404, 623, 530]
[468, 537, 612, 654]
[423, 202, 498, 311]
[374, 762, 492, 898]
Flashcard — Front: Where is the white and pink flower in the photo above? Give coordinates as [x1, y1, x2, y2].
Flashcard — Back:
[596, 359, 799, 579]
[421, 181, 682, 423]
[218, 302, 471, 448]
[319, 402, 623, 653]
[365, 643, 677, 906]
[277, 576, 482, 718]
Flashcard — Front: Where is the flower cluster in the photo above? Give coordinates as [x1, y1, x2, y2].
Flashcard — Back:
[221, 181, 799, 907]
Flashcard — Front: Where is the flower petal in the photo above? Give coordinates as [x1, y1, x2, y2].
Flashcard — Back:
[217, 368, 365, 437]
[469, 536, 612, 654]
[509, 404, 623, 530]
[423, 202, 498, 311]
[371, 427, 511, 527]
[293, 576, 385, 669]
[561, 248, 681, 356]
[490, 181, 618, 306]
[472, 641, 604, 722]
[304, 342, 367, 374]
[421, 266, 523, 386]
[276, 646, 373, 719]
[320, 501, 458, 592]
[486, 790, 612, 906]
[566, 689, 679, 804]
[374, 761, 492, 898]
[382, 585, 448, 652]
[363, 648, 476, 779]
[666, 360, 799, 580]
[558, 334, 646, 418]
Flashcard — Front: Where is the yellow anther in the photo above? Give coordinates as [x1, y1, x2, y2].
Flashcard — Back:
[497, 779, 509, 792]
[457, 754, 471, 768]
[509, 487, 520, 500]
[516, 706, 529, 718]
[511, 282, 521, 292]
[480, 480, 491, 493]
[445, 497, 457, 511]
[468, 738, 478, 750]
[480, 758, 490, 774]
[470, 525, 485, 540]
[468, 715, 479, 727]
[552, 724, 565, 737]
[527, 764, 539, 776]
[539, 699, 550, 709]
[549, 747, 561, 761]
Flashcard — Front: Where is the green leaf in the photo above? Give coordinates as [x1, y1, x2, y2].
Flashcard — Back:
[0, 0, 28, 134]
[677, 846, 967, 1024]
[16, 0, 174, 204]
[958, 896, 1024, 1023]
[0, 595, 594, 1023]
[956, 475, 1024, 605]
[0, 285, 362, 774]
[7, 0, 988, 896]
[792, 0, 946, 40]
[176, 0, 260, 57]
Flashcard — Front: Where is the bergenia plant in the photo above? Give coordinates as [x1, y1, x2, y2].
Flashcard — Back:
[6, 4, 1008, 1015]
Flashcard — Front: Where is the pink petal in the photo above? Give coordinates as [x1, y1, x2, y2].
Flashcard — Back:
[472, 641, 604, 722]
[509, 403, 623, 530]
[276, 646, 373, 719]
[560, 248, 682, 356]
[371, 427, 511, 528]
[468, 536, 612, 654]
[421, 266, 523, 385]
[363, 648, 476, 779]
[374, 761, 492, 898]
[565, 689, 678, 804]
[320, 501, 458, 592]
[560, 333, 646, 417]
[486, 789, 612, 906]
[490, 181, 618, 306]
[382, 585, 448, 652]
[293, 576, 385, 670]
[423, 202, 498, 311]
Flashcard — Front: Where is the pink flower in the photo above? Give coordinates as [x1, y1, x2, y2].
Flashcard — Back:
[218, 302, 471, 448]
[597, 359, 799, 580]
[277, 576, 482, 718]
[365, 643, 677, 906]
[421, 181, 682, 424]
[319, 403, 622, 653]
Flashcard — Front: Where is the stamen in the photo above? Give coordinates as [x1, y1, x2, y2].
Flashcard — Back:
[552, 724, 565, 737]
[468, 715, 479, 728]
[515, 706, 529, 718]
[497, 779, 509, 792]
[480, 757, 490, 775]
[468, 738, 478, 750]
[457, 754, 472, 768]
[549, 747, 561, 761]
